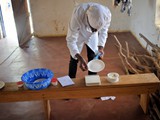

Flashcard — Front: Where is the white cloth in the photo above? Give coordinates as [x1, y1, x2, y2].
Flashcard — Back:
[100, 96, 116, 101]
[86, 5, 110, 30]
[66, 2, 111, 59]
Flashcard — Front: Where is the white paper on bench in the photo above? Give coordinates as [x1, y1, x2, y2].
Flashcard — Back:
[57, 75, 75, 87]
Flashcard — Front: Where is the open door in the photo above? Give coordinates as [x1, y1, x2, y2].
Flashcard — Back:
[11, 0, 32, 47]
[0, 5, 6, 38]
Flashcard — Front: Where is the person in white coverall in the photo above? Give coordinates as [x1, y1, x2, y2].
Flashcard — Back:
[66, 2, 111, 78]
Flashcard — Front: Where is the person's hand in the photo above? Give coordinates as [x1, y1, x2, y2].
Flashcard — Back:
[98, 46, 104, 59]
[79, 57, 88, 71]
[75, 54, 88, 71]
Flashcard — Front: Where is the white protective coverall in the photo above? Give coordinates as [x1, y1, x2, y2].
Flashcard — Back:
[66, 2, 111, 59]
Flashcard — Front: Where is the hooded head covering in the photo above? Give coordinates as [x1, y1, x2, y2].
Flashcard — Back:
[86, 5, 111, 30]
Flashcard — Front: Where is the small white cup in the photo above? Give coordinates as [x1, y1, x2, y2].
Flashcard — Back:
[107, 72, 119, 83]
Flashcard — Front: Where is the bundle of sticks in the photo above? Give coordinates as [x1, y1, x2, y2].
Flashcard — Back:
[114, 33, 160, 120]
[114, 34, 160, 78]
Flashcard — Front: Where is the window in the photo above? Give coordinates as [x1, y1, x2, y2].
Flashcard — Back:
[156, 0, 160, 27]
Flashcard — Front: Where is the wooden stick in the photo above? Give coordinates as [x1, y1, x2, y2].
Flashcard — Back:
[113, 35, 139, 74]
[118, 53, 129, 74]
[125, 41, 130, 58]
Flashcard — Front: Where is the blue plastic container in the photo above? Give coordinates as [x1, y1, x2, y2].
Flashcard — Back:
[21, 68, 54, 90]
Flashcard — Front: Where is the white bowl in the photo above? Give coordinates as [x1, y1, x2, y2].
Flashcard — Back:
[0, 81, 5, 89]
[87, 59, 105, 72]
[107, 72, 119, 83]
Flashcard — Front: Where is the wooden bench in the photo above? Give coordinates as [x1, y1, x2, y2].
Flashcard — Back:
[0, 73, 160, 120]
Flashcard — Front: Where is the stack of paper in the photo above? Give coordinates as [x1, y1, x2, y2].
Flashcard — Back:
[57, 76, 74, 87]
[85, 75, 101, 86]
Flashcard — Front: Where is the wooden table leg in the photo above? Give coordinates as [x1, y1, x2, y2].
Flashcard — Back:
[43, 100, 51, 120]
[140, 94, 149, 114]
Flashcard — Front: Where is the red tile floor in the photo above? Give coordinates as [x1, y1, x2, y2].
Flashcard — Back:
[0, 32, 151, 120]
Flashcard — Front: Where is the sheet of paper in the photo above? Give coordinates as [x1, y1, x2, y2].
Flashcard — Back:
[57, 75, 74, 87]
[100, 96, 116, 101]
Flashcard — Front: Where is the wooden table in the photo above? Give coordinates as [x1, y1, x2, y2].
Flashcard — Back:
[0, 73, 160, 120]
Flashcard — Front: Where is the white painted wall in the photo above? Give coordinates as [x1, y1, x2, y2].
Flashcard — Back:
[130, 0, 160, 51]
[155, 0, 160, 25]
[29, 0, 130, 37]
[30, 0, 74, 37]
[29, 0, 160, 52]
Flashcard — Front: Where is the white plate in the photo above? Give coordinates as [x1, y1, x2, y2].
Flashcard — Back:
[87, 59, 105, 72]
[0, 81, 5, 89]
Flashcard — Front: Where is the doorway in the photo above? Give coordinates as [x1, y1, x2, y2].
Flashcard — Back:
[0, 0, 18, 43]
[0, 5, 6, 38]
[0, 0, 33, 64]
[0, 0, 33, 45]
